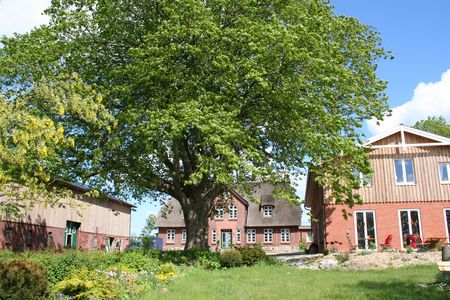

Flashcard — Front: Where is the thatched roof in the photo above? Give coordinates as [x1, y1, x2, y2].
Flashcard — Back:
[156, 182, 301, 228]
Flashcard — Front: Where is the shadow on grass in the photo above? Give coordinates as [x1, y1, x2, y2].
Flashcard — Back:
[352, 280, 446, 300]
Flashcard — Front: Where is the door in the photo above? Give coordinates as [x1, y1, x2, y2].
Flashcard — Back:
[221, 230, 232, 249]
[64, 221, 81, 249]
[355, 211, 377, 250]
[399, 209, 422, 248]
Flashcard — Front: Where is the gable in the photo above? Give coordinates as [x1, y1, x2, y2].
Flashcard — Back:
[365, 125, 450, 147]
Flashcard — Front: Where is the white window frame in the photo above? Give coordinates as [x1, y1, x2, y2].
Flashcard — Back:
[281, 228, 290, 243]
[353, 210, 378, 251]
[398, 209, 423, 249]
[229, 205, 238, 219]
[444, 208, 450, 243]
[264, 228, 273, 243]
[439, 163, 450, 184]
[167, 229, 175, 244]
[211, 230, 217, 244]
[215, 207, 224, 219]
[394, 159, 415, 185]
[236, 229, 241, 244]
[263, 205, 273, 217]
[247, 229, 256, 243]
[181, 229, 186, 244]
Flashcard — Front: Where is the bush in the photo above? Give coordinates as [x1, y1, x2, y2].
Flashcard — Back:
[220, 250, 243, 268]
[0, 260, 49, 300]
[237, 244, 268, 266]
[152, 248, 220, 266]
[195, 256, 221, 270]
[116, 251, 159, 272]
[52, 267, 124, 300]
[299, 241, 308, 251]
[155, 263, 177, 284]
[335, 252, 350, 264]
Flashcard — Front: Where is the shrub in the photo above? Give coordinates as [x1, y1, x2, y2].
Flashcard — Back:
[152, 248, 220, 266]
[155, 263, 176, 284]
[335, 252, 350, 264]
[195, 256, 221, 270]
[405, 245, 414, 254]
[299, 241, 308, 251]
[237, 244, 268, 266]
[0, 260, 49, 300]
[52, 267, 124, 300]
[220, 250, 243, 268]
[117, 251, 159, 272]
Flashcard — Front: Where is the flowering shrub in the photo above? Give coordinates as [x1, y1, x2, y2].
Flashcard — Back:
[154, 263, 177, 284]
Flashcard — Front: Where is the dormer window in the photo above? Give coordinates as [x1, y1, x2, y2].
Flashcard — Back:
[263, 205, 273, 217]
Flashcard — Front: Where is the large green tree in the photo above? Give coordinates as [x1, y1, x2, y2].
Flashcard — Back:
[0, 0, 390, 248]
[413, 116, 450, 138]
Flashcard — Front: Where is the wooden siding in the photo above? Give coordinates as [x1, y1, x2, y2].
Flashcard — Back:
[324, 132, 450, 204]
[3, 195, 131, 237]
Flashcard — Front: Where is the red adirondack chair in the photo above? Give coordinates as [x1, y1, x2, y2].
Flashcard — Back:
[380, 235, 392, 251]
[408, 234, 417, 248]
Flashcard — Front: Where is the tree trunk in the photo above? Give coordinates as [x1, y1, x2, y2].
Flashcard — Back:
[182, 200, 210, 249]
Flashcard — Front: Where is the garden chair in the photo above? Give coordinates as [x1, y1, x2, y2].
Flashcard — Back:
[380, 235, 392, 251]
[408, 234, 417, 249]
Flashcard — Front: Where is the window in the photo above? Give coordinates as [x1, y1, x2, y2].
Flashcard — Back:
[445, 209, 450, 243]
[281, 228, 290, 243]
[399, 209, 422, 248]
[264, 228, 273, 243]
[212, 230, 217, 244]
[394, 159, 415, 184]
[214, 207, 224, 219]
[167, 229, 175, 243]
[439, 163, 450, 183]
[247, 229, 256, 243]
[236, 229, 241, 243]
[354, 211, 377, 250]
[182, 229, 186, 244]
[306, 232, 313, 243]
[229, 205, 238, 219]
[263, 206, 273, 217]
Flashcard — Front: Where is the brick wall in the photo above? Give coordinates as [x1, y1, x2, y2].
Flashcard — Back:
[323, 201, 450, 252]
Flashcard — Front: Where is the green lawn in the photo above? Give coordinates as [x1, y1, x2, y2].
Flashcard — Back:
[141, 264, 445, 300]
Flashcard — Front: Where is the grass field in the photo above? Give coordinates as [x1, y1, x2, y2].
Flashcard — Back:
[141, 264, 445, 300]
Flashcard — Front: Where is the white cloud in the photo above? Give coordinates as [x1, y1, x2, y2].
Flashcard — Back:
[0, 0, 51, 37]
[367, 69, 450, 135]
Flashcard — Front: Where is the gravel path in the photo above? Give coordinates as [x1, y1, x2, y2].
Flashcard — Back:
[276, 251, 441, 270]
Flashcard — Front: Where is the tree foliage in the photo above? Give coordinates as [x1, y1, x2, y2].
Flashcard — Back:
[413, 116, 450, 138]
[0, 0, 390, 247]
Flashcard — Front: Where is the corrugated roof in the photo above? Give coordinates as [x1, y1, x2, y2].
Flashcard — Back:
[62, 181, 136, 208]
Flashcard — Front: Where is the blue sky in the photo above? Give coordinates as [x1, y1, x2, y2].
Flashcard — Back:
[1, 0, 449, 234]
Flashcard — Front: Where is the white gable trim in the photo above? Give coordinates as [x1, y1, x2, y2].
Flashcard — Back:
[364, 124, 450, 146]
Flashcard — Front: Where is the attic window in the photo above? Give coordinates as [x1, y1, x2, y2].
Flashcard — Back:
[263, 205, 273, 217]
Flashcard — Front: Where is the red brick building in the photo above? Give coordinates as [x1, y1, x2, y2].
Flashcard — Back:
[0, 182, 135, 251]
[306, 125, 450, 252]
[156, 183, 303, 252]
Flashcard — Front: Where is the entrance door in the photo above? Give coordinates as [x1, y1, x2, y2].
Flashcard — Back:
[64, 221, 81, 249]
[399, 209, 422, 248]
[355, 211, 377, 250]
[221, 230, 232, 249]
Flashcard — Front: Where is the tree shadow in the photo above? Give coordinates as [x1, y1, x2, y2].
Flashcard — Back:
[349, 280, 446, 300]
[1, 215, 62, 251]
